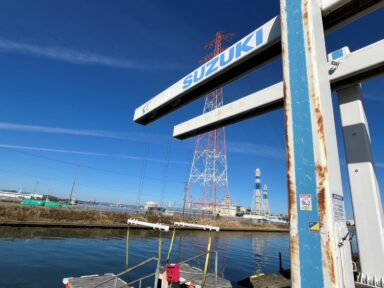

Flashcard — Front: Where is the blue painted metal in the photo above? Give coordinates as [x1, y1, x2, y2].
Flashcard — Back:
[329, 47, 349, 61]
[255, 174, 261, 191]
[330, 49, 344, 60]
[284, 1, 324, 286]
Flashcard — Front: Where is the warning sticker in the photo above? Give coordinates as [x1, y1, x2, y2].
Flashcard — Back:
[300, 194, 312, 211]
[309, 222, 320, 231]
[332, 193, 346, 222]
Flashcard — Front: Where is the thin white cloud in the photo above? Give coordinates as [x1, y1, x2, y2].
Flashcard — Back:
[0, 144, 188, 165]
[0, 122, 169, 143]
[0, 38, 183, 71]
[0, 122, 287, 160]
[227, 140, 285, 159]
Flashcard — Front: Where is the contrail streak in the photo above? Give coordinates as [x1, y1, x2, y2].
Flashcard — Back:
[0, 122, 167, 142]
[0, 144, 188, 165]
[0, 38, 184, 71]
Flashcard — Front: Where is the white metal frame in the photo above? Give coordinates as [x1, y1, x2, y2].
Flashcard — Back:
[174, 222, 220, 232]
[330, 46, 384, 286]
[133, 0, 383, 286]
[127, 219, 170, 232]
[133, 1, 383, 125]
[173, 40, 384, 139]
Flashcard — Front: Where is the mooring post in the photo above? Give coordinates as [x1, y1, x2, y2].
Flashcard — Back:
[280, 0, 354, 286]
[330, 47, 384, 286]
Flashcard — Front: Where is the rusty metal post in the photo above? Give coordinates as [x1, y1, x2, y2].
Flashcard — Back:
[280, 0, 354, 287]
[330, 47, 384, 286]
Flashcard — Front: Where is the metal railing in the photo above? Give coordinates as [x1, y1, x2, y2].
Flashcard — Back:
[127, 272, 157, 288]
[178, 251, 219, 288]
[91, 251, 219, 288]
[92, 256, 159, 288]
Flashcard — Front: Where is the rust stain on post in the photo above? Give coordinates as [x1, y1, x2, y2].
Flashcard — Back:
[315, 107, 327, 159]
[290, 234, 300, 286]
[281, 1, 301, 284]
[284, 83, 295, 210]
[283, 61, 300, 285]
[282, 75, 296, 225]
[303, 1, 311, 54]
[281, 16, 295, 224]
[327, 237, 336, 284]
[316, 165, 328, 227]
[302, 0, 329, 227]
[303, 0, 337, 285]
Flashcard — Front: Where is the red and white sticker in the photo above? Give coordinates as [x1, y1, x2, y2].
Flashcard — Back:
[300, 194, 312, 211]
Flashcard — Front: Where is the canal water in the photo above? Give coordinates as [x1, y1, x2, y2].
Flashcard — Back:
[0, 226, 290, 288]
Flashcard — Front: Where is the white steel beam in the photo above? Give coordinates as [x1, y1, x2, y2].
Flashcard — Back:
[134, 17, 281, 124]
[173, 40, 384, 140]
[174, 83, 283, 139]
[321, 0, 351, 13]
[133, 0, 382, 125]
[322, 0, 383, 33]
[339, 85, 384, 286]
[330, 47, 384, 286]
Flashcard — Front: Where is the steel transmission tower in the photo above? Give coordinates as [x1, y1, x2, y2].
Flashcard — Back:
[185, 31, 233, 214]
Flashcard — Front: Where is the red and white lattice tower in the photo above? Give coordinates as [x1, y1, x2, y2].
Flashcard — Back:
[184, 31, 233, 215]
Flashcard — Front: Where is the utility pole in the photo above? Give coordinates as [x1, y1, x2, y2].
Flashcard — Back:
[33, 181, 39, 194]
[69, 165, 80, 205]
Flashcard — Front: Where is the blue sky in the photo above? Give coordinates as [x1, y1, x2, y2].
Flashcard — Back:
[0, 1, 383, 217]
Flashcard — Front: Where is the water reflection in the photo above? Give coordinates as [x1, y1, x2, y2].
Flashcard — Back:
[0, 226, 290, 288]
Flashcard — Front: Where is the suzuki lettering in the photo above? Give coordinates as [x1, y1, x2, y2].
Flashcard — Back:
[182, 29, 263, 90]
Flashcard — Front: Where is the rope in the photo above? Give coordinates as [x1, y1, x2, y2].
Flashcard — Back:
[125, 226, 130, 270]
[201, 235, 212, 288]
[166, 228, 176, 264]
[153, 230, 163, 288]
[158, 231, 163, 264]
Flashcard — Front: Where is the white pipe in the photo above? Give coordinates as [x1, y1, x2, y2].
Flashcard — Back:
[174, 222, 219, 232]
[127, 219, 169, 232]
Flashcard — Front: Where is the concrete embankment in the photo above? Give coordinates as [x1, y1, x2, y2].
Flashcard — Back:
[0, 203, 288, 232]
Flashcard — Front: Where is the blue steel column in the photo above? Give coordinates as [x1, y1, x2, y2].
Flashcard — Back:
[280, 0, 354, 287]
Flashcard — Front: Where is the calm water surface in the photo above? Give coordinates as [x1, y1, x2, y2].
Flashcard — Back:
[0, 227, 290, 288]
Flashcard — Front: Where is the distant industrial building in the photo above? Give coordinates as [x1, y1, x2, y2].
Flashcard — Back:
[0, 189, 43, 201]
[144, 201, 165, 215]
[250, 168, 270, 217]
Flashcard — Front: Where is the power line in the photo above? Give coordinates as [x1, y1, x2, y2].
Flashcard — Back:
[0, 146, 184, 183]
[160, 136, 172, 207]
[136, 131, 150, 212]
[0, 167, 130, 195]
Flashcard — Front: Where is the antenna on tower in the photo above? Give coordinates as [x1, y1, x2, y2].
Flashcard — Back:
[185, 31, 234, 216]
